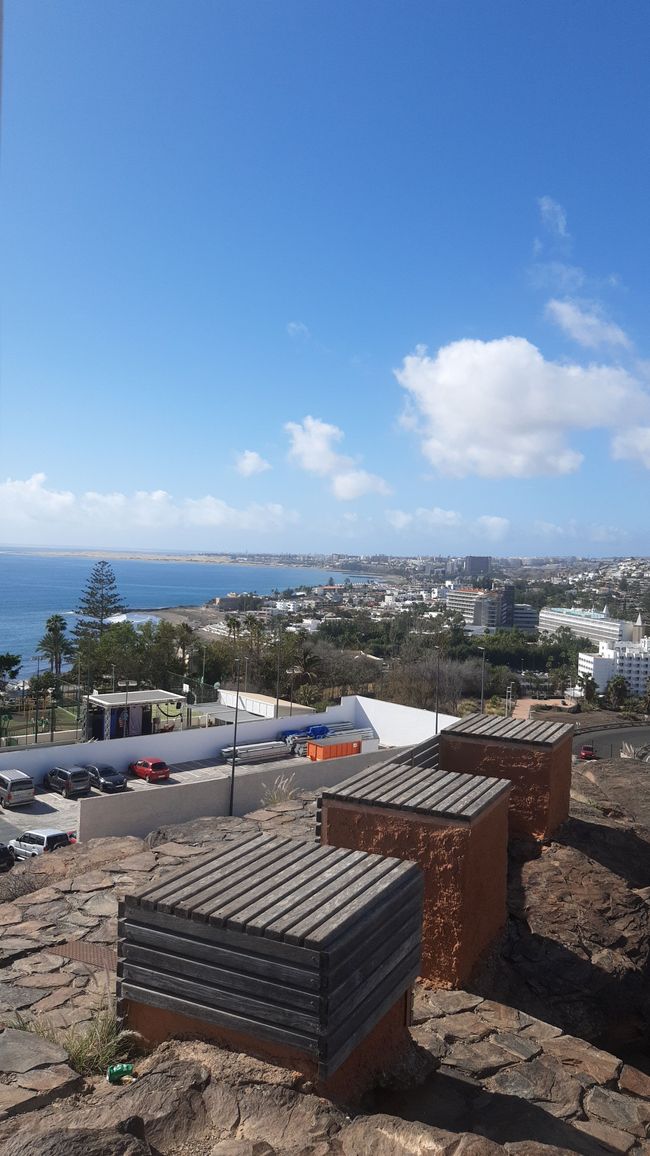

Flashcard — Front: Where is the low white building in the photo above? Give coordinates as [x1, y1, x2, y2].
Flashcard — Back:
[578, 636, 650, 696]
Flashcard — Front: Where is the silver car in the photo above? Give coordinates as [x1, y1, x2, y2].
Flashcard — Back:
[8, 829, 72, 860]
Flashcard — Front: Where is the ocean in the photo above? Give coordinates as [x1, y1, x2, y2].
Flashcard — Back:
[0, 550, 359, 677]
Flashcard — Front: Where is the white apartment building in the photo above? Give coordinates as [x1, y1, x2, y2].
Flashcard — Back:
[539, 606, 641, 646]
[578, 636, 650, 696]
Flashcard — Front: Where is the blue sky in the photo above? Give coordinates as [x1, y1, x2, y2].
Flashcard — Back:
[1, 0, 649, 556]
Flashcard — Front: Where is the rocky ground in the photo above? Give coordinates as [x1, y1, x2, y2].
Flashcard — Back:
[0, 763, 649, 1154]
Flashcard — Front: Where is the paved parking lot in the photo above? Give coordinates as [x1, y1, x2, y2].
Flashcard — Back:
[0, 758, 234, 846]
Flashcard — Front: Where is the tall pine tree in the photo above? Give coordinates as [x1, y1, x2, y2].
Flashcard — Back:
[75, 560, 126, 641]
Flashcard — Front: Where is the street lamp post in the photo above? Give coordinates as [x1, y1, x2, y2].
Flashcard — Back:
[274, 629, 281, 719]
[111, 665, 116, 693]
[228, 657, 241, 817]
[434, 647, 440, 734]
[32, 656, 41, 744]
[478, 647, 486, 714]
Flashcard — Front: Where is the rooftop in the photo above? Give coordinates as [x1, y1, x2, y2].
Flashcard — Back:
[321, 736, 511, 821]
[134, 831, 418, 949]
[88, 690, 186, 708]
[443, 713, 574, 747]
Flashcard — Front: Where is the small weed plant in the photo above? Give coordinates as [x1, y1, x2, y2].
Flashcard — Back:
[9, 996, 141, 1076]
[261, 772, 297, 807]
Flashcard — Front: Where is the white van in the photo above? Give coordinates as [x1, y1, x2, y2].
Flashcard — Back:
[0, 768, 36, 808]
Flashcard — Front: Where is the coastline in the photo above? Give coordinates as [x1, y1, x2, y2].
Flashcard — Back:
[0, 547, 384, 578]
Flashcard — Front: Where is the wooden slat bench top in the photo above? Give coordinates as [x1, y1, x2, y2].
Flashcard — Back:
[322, 736, 511, 821]
[443, 712, 574, 746]
[132, 833, 419, 950]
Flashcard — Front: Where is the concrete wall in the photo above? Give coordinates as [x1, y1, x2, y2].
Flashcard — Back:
[353, 696, 458, 747]
[78, 747, 392, 841]
[0, 701, 353, 786]
[218, 689, 314, 719]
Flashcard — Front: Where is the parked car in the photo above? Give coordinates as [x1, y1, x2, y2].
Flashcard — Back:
[9, 829, 73, 860]
[0, 768, 35, 809]
[82, 763, 128, 793]
[0, 843, 15, 871]
[43, 765, 91, 797]
[579, 744, 599, 760]
[128, 757, 170, 783]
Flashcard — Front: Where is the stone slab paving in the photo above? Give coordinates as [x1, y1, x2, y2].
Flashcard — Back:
[0, 1028, 82, 1119]
[400, 988, 650, 1154]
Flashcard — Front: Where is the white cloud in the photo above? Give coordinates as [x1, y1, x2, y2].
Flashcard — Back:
[546, 298, 630, 349]
[285, 415, 390, 500]
[235, 450, 271, 477]
[395, 337, 650, 478]
[611, 427, 650, 467]
[529, 261, 586, 293]
[387, 506, 480, 533]
[474, 515, 510, 541]
[0, 475, 298, 540]
[539, 195, 569, 239]
[386, 510, 413, 530]
[331, 470, 390, 500]
[287, 321, 310, 339]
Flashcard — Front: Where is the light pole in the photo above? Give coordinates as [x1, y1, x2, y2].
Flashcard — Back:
[32, 656, 41, 744]
[434, 647, 440, 734]
[274, 628, 281, 719]
[111, 665, 116, 693]
[478, 647, 486, 714]
[201, 646, 207, 697]
[229, 657, 241, 817]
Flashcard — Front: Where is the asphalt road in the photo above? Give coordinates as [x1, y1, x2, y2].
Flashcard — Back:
[572, 725, 650, 760]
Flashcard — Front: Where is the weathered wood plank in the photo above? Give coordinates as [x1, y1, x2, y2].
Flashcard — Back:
[194, 840, 323, 927]
[223, 846, 354, 933]
[327, 929, 421, 1031]
[122, 962, 319, 1033]
[124, 922, 320, 990]
[138, 835, 265, 909]
[315, 864, 420, 955]
[120, 982, 319, 1056]
[287, 858, 402, 948]
[171, 839, 296, 920]
[123, 942, 321, 1014]
[326, 895, 422, 996]
[251, 849, 369, 937]
[122, 906, 320, 967]
[264, 855, 390, 944]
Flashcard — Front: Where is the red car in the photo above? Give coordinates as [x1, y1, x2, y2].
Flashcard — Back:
[578, 744, 598, 760]
[128, 757, 170, 783]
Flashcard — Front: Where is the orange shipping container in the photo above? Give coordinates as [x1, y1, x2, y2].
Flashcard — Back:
[307, 740, 362, 761]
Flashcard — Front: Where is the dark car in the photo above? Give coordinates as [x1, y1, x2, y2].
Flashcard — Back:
[128, 757, 170, 783]
[0, 844, 15, 872]
[82, 764, 128, 793]
[43, 766, 91, 797]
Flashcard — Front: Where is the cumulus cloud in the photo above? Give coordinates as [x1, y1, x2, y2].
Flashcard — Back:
[612, 427, 650, 467]
[546, 298, 630, 349]
[285, 415, 390, 500]
[0, 475, 298, 540]
[287, 321, 310, 339]
[387, 507, 497, 536]
[538, 195, 569, 239]
[395, 337, 650, 478]
[474, 515, 510, 541]
[235, 450, 271, 477]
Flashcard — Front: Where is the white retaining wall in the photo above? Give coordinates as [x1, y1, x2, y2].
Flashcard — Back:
[78, 747, 392, 841]
[353, 696, 457, 746]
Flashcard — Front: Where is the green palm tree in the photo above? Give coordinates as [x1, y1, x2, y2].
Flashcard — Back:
[37, 615, 74, 676]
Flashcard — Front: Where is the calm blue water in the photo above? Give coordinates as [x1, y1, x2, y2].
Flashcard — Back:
[0, 551, 358, 676]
